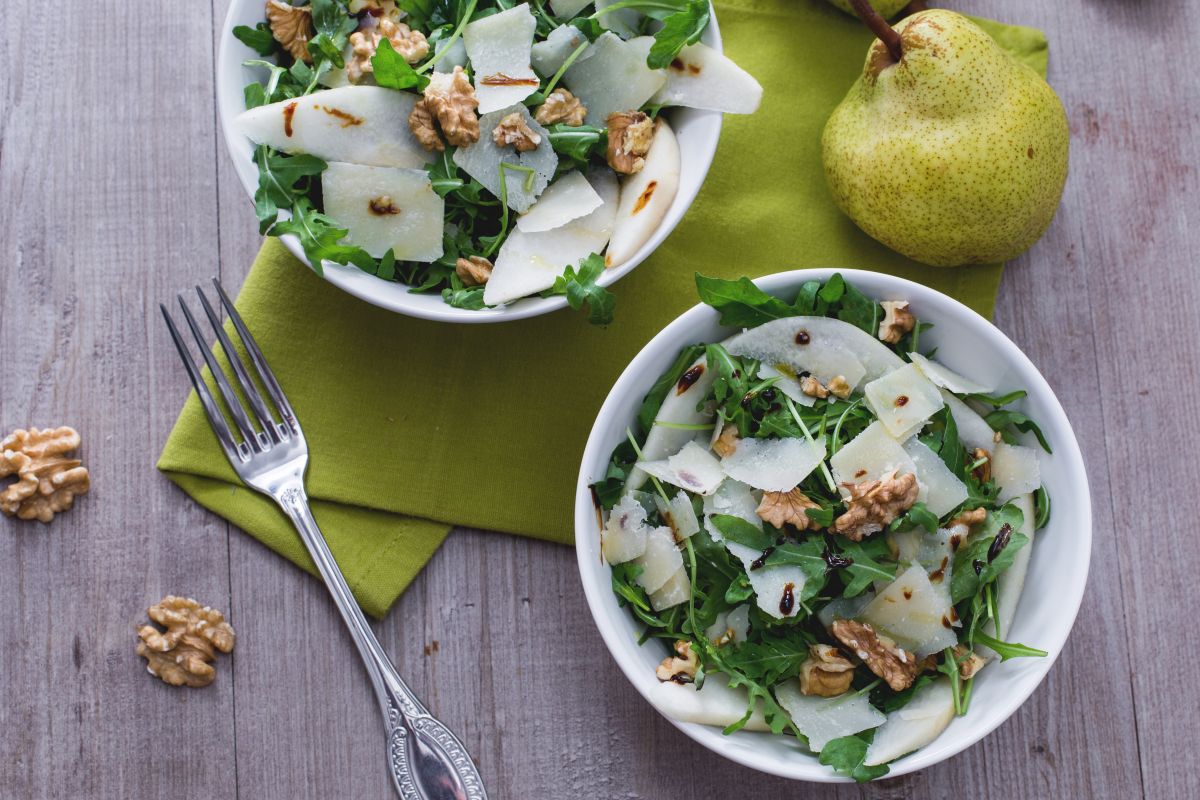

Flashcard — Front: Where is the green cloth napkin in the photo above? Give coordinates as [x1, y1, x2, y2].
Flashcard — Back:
[158, 1, 1050, 618]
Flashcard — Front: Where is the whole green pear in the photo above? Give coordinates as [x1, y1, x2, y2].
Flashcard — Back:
[827, 0, 911, 21]
[822, 10, 1069, 266]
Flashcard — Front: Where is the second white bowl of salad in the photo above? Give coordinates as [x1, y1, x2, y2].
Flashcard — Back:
[217, 0, 762, 323]
[575, 269, 1091, 782]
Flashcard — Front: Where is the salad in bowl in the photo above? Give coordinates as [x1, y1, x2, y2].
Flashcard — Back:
[221, 0, 761, 322]
[577, 272, 1090, 781]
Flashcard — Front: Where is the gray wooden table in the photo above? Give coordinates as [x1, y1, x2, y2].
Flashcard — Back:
[2, 1, 1196, 798]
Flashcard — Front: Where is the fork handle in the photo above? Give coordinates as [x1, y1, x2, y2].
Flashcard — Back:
[276, 482, 487, 800]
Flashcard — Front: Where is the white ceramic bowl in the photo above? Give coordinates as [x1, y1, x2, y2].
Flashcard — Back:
[216, 2, 723, 322]
[575, 269, 1092, 782]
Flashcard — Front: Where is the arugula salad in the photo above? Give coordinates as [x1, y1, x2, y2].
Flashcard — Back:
[232, 0, 761, 322]
[593, 274, 1052, 780]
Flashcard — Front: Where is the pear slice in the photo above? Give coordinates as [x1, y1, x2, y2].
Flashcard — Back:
[863, 678, 955, 766]
[462, 3, 540, 113]
[453, 104, 558, 213]
[234, 85, 426, 168]
[633, 526, 683, 594]
[718, 436, 825, 493]
[649, 675, 770, 732]
[979, 492, 1035, 654]
[516, 170, 603, 233]
[320, 162, 444, 261]
[909, 352, 993, 395]
[605, 118, 681, 268]
[625, 352, 716, 492]
[723, 316, 903, 391]
[775, 680, 886, 753]
[531, 24, 587, 77]
[863, 363, 945, 440]
[650, 42, 763, 114]
[562, 33, 667, 126]
[481, 169, 616, 305]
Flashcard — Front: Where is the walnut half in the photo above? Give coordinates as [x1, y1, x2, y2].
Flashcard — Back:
[456, 255, 493, 287]
[832, 471, 919, 541]
[757, 487, 823, 531]
[409, 66, 479, 151]
[656, 640, 699, 683]
[878, 301, 915, 344]
[831, 619, 919, 691]
[492, 112, 541, 152]
[799, 644, 856, 697]
[606, 111, 654, 175]
[266, 0, 314, 64]
[534, 88, 586, 127]
[136, 596, 236, 688]
[347, 17, 430, 83]
[0, 427, 90, 522]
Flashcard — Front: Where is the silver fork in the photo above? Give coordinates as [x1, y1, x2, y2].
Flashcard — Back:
[161, 280, 487, 800]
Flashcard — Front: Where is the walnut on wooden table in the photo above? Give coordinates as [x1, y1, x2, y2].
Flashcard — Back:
[136, 596, 236, 688]
[0, 426, 90, 523]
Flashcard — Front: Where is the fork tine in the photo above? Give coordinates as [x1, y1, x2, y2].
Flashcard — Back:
[160, 304, 243, 463]
[212, 279, 298, 433]
[195, 286, 282, 442]
[176, 294, 264, 451]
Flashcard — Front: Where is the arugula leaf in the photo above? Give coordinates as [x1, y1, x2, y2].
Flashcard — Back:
[984, 409, 1053, 453]
[252, 147, 327, 231]
[833, 537, 898, 598]
[724, 573, 755, 604]
[371, 37, 430, 91]
[887, 501, 939, 534]
[441, 284, 487, 310]
[709, 514, 773, 552]
[965, 389, 1028, 408]
[720, 638, 811, 687]
[973, 631, 1048, 661]
[635, 343, 707, 434]
[873, 672, 933, 713]
[695, 274, 797, 327]
[834, 279, 882, 336]
[950, 504, 1029, 603]
[233, 23, 276, 56]
[647, 0, 710, 70]
[1034, 486, 1051, 529]
[546, 124, 608, 169]
[269, 197, 376, 276]
[762, 537, 828, 604]
[818, 733, 889, 782]
[544, 253, 616, 325]
[308, 0, 358, 68]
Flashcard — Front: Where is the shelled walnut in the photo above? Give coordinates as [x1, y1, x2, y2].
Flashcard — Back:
[410, 67, 479, 150]
[0, 427, 90, 523]
[534, 89, 586, 127]
[456, 256, 493, 286]
[266, 0, 314, 63]
[830, 619, 919, 691]
[605, 111, 654, 174]
[347, 17, 429, 82]
[832, 471, 919, 541]
[492, 112, 541, 152]
[799, 644, 856, 697]
[757, 487, 823, 531]
[136, 596, 236, 688]
[655, 640, 699, 684]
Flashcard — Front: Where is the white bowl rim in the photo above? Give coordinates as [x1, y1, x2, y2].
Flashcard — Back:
[574, 267, 1093, 782]
[215, 1, 724, 323]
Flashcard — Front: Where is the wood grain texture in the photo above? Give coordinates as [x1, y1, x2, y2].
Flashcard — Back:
[2, 0, 1195, 797]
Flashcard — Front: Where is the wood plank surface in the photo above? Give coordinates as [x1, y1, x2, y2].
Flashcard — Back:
[3, 0, 1196, 798]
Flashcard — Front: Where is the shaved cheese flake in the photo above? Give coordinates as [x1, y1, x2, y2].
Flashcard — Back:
[830, 421, 917, 489]
[775, 680, 886, 752]
[909, 352, 993, 395]
[516, 170, 602, 232]
[861, 564, 958, 657]
[462, 3, 539, 113]
[719, 437, 825, 492]
[562, 33, 667, 125]
[649, 567, 690, 610]
[655, 491, 701, 539]
[903, 438, 969, 517]
[863, 363, 944, 440]
[601, 493, 649, 564]
[638, 441, 725, 496]
[633, 526, 682, 593]
[991, 442, 1041, 502]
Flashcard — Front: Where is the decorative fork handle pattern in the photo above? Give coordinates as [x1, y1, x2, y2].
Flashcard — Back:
[277, 483, 487, 800]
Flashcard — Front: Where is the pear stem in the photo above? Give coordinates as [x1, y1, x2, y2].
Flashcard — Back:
[848, 0, 903, 62]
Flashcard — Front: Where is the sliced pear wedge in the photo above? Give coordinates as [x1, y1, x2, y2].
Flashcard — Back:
[320, 162, 443, 261]
[651, 42, 763, 114]
[649, 675, 771, 732]
[864, 678, 956, 766]
[234, 86, 425, 168]
[605, 118, 680, 269]
[979, 492, 1035, 653]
